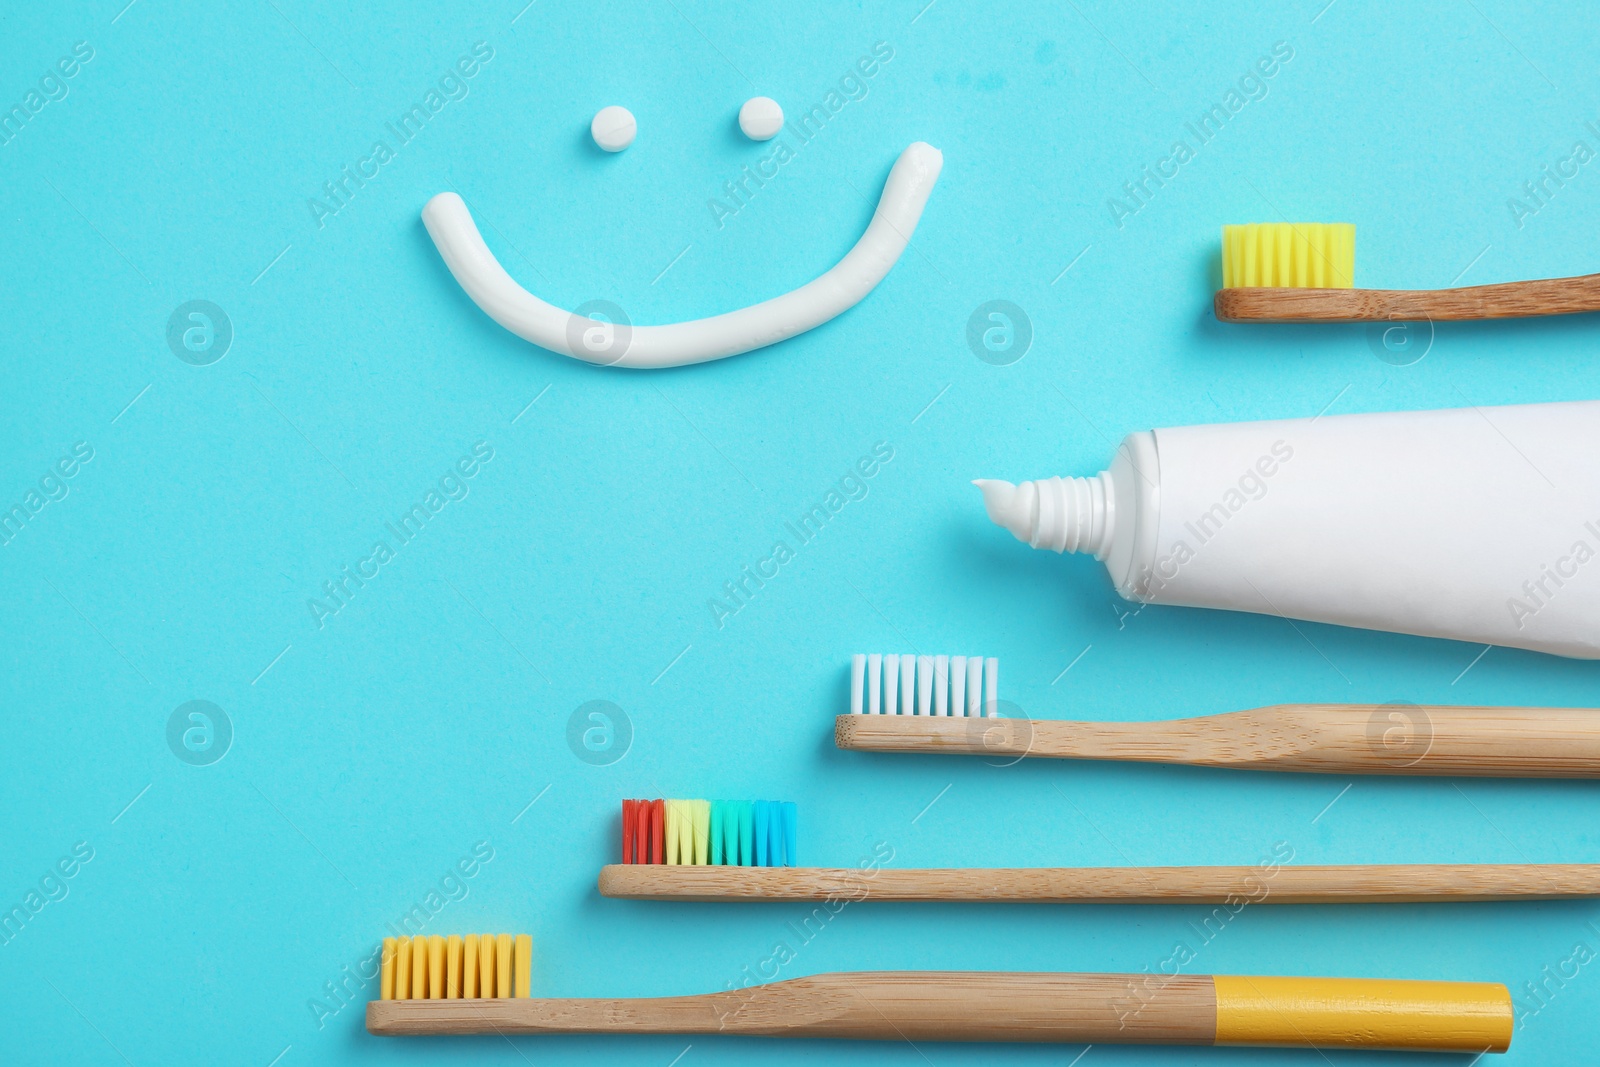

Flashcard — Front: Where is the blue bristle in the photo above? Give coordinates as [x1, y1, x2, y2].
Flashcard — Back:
[781, 802, 797, 867]
[768, 802, 785, 865]
[769, 803, 785, 865]
[754, 801, 771, 866]
[737, 801, 754, 866]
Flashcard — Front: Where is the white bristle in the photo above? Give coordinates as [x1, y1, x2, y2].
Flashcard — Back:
[855, 652, 1000, 721]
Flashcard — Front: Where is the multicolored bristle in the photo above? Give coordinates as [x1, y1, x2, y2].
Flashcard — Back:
[621, 799, 797, 866]
[1221, 223, 1355, 289]
[850, 653, 998, 717]
[378, 933, 532, 1000]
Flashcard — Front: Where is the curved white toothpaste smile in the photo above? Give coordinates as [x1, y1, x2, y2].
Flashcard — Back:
[421, 142, 942, 369]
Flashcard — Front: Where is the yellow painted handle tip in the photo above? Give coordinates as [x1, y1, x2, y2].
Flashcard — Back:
[1214, 975, 1512, 1053]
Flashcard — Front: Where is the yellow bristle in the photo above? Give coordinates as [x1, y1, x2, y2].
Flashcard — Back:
[446, 935, 462, 999]
[514, 934, 532, 998]
[428, 935, 444, 999]
[479, 932, 496, 997]
[692, 800, 710, 865]
[663, 800, 701, 865]
[497, 933, 513, 998]
[664, 800, 680, 864]
[410, 936, 427, 999]
[1273, 223, 1292, 286]
[380, 938, 396, 1000]
[678, 800, 693, 863]
[1221, 223, 1354, 288]
[463, 934, 479, 998]
[373, 930, 533, 1002]
[394, 937, 411, 999]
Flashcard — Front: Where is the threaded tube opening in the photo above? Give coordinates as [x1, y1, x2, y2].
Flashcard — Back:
[1032, 474, 1113, 558]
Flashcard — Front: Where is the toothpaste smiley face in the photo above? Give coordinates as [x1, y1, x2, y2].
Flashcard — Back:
[421, 141, 942, 369]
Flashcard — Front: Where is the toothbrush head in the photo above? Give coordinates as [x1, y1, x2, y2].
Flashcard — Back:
[1221, 223, 1355, 289]
[849, 653, 998, 717]
[621, 799, 797, 866]
[379, 932, 532, 1000]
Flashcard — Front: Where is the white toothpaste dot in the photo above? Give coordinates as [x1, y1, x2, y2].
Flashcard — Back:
[738, 97, 784, 141]
[591, 106, 637, 152]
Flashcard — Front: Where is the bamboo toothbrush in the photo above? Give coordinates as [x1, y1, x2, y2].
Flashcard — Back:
[837, 654, 1600, 777]
[1214, 222, 1600, 322]
[369, 967, 1513, 1052]
[600, 798, 1600, 902]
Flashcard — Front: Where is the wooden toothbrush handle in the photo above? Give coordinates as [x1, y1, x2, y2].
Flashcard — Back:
[1215, 271, 1600, 322]
[367, 971, 1217, 1042]
[835, 705, 1600, 776]
[597, 862, 1600, 904]
[1165, 703, 1600, 776]
[367, 971, 1512, 1051]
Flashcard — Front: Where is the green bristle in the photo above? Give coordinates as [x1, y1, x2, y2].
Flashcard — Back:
[724, 801, 744, 864]
[709, 801, 725, 864]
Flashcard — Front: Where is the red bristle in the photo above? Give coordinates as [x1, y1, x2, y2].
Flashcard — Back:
[622, 800, 637, 863]
[649, 799, 664, 864]
[636, 801, 652, 864]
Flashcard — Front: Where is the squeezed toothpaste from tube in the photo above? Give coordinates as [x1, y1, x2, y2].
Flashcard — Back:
[421, 142, 942, 368]
[977, 400, 1600, 659]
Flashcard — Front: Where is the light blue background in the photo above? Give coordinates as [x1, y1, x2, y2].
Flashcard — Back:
[4, 0, 1599, 1063]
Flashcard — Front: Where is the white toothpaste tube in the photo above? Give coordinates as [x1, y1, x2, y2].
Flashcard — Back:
[975, 399, 1600, 659]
